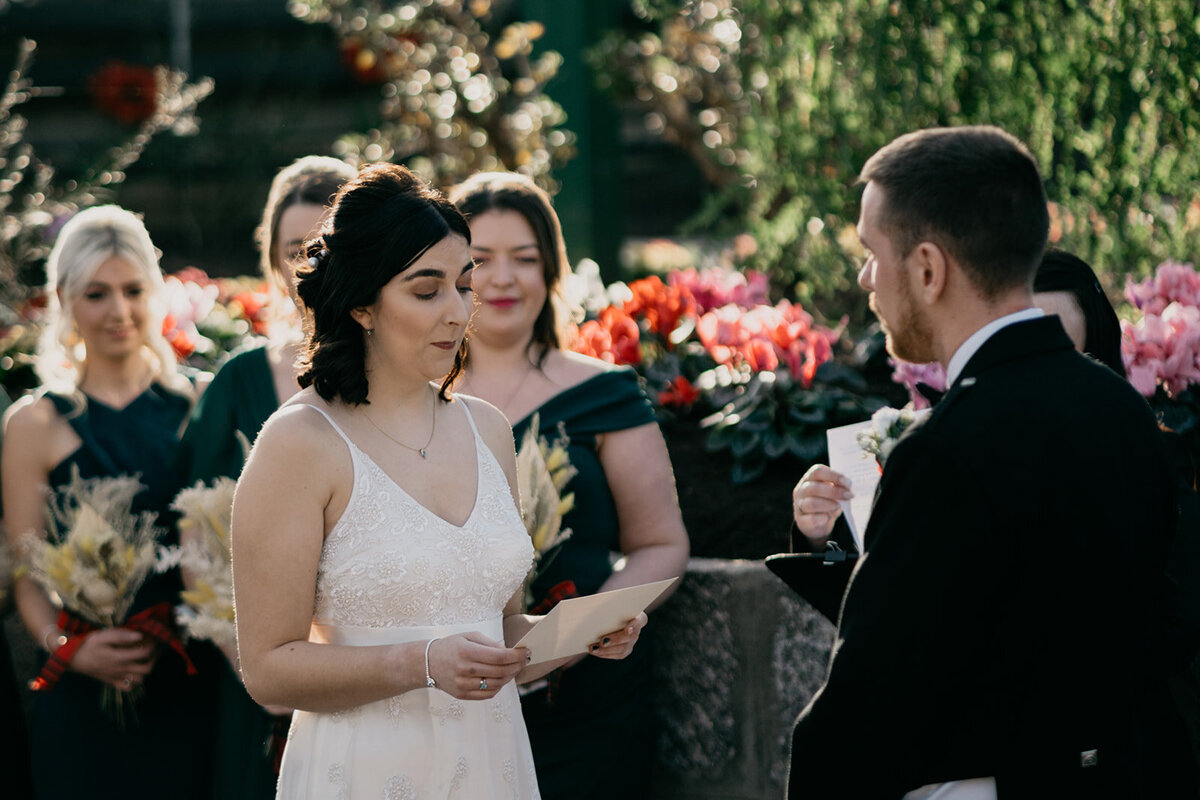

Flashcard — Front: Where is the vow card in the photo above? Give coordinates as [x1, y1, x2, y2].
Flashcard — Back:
[514, 577, 678, 667]
[825, 420, 880, 552]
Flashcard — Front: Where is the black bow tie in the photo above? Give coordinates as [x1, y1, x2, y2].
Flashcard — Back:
[915, 382, 945, 406]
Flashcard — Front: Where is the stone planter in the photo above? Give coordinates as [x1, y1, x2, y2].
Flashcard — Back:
[650, 558, 834, 799]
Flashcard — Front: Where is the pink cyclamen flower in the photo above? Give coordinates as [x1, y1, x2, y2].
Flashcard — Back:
[890, 359, 947, 409]
[1121, 301, 1200, 397]
[1124, 261, 1200, 315]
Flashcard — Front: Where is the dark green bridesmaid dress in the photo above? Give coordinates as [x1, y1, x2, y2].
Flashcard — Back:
[32, 384, 218, 799]
[176, 345, 284, 799]
[512, 367, 661, 800]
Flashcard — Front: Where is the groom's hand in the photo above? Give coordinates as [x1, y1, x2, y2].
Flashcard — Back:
[793, 465, 852, 549]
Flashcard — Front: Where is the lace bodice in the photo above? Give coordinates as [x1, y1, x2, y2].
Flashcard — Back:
[306, 402, 533, 629]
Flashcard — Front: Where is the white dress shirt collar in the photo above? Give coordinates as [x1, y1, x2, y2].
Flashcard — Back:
[945, 307, 1044, 386]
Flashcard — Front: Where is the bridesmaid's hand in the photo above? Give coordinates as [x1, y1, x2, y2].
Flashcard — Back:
[70, 628, 159, 691]
[427, 631, 530, 701]
[587, 612, 647, 660]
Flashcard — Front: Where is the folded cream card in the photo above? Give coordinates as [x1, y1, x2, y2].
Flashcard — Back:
[515, 577, 678, 666]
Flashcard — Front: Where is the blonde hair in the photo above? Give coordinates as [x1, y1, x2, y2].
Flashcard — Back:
[38, 205, 187, 395]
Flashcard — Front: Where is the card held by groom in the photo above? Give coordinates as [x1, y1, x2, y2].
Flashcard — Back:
[786, 126, 1195, 799]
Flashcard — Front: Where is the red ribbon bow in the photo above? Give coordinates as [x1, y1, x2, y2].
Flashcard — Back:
[31, 602, 197, 692]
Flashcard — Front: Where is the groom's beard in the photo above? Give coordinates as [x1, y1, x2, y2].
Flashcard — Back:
[871, 281, 937, 364]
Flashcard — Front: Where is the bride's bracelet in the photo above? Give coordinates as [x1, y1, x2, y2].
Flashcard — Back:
[424, 637, 440, 688]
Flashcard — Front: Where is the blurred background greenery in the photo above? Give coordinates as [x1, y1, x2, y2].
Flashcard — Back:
[3, 0, 1200, 320]
[3, 0, 1200, 552]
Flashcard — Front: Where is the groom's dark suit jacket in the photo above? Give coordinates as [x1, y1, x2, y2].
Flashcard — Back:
[788, 317, 1192, 799]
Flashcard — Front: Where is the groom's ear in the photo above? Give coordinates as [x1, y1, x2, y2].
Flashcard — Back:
[910, 240, 948, 305]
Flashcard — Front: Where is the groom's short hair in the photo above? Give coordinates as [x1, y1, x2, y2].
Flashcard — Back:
[859, 126, 1049, 299]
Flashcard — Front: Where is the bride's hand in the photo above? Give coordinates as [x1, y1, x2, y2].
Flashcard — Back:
[587, 612, 647, 660]
[426, 631, 530, 700]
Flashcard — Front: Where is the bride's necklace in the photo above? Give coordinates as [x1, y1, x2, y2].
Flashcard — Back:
[363, 394, 437, 460]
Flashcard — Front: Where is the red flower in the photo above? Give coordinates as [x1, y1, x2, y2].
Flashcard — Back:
[658, 376, 700, 408]
[572, 307, 641, 366]
[162, 314, 195, 360]
[623, 276, 695, 342]
[88, 62, 157, 124]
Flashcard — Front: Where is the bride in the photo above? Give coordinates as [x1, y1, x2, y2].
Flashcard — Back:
[230, 163, 645, 798]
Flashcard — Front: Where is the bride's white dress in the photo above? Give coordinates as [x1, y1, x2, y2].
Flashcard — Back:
[276, 402, 540, 799]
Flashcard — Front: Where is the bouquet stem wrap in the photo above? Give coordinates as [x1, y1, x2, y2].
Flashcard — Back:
[30, 602, 196, 692]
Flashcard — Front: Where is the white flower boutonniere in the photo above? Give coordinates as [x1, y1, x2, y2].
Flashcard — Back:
[855, 406, 926, 467]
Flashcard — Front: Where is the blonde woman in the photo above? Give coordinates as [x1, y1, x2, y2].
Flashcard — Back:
[3, 205, 215, 798]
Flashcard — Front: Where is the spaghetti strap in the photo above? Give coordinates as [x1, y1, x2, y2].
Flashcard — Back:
[458, 397, 481, 439]
[299, 404, 355, 449]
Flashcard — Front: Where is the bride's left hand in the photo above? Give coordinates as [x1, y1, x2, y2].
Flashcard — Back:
[587, 612, 647, 660]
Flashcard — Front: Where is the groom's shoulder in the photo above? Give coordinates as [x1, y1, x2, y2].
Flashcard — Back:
[927, 348, 1157, 451]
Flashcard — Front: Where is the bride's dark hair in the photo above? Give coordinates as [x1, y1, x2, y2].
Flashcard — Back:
[295, 163, 471, 405]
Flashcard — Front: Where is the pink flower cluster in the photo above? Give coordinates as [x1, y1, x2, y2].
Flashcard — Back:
[1125, 261, 1200, 315]
[1122, 303, 1200, 397]
[668, 267, 770, 314]
[889, 359, 946, 410]
[695, 300, 834, 387]
[1121, 261, 1200, 398]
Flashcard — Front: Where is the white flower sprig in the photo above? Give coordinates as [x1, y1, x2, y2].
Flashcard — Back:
[158, 477, 236, 654]
[856, 406, 925, 467]
[515, 413, 577, 607]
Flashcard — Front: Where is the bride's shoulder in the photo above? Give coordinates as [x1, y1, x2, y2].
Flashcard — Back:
[457, 393, 514, 447]
[257, 390, 343, 452]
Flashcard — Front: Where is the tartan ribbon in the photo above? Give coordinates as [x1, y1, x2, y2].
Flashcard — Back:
[30, 602, 196, 692]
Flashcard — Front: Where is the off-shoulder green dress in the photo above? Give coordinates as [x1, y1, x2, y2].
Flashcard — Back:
[512, 366, 661, 800]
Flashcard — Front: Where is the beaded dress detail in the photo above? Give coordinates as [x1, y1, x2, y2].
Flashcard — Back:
[276, 401, 539, 799]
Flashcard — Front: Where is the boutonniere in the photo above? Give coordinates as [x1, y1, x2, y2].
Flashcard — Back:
[855, 406, 926, 468]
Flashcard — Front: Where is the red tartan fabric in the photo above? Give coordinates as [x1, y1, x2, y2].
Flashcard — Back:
[30, 603, 196, 691]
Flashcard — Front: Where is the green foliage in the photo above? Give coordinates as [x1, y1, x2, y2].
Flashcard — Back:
[700, 362, 885, 483]
[591, 0, 1200, 316]
[290, 0, 574, 188]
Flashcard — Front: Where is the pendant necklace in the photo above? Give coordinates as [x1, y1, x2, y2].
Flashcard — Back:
[364, 393, 437, 459]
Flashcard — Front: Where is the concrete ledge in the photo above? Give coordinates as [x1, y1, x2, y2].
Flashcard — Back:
[651, 558, 835, 799]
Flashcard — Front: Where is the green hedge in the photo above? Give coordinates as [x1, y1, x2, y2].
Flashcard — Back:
[592, 0, 1200, 318]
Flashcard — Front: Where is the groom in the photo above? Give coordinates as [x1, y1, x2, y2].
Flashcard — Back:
[787, 127, 1191, 798]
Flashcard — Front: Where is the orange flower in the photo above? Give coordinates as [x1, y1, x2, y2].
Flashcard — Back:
[231, 290, 271, 335]
[623, 276, 695, 341]
[162, 315, 195, 360]
[572, 307, 641, 365]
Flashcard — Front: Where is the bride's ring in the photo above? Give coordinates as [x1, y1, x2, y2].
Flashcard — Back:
[479, 678, 487, 691]
[122, 676, 133, 689]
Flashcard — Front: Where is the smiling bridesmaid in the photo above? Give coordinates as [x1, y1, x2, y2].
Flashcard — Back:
[449, 172, 689, 800]
[3, 205, 215, 799]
